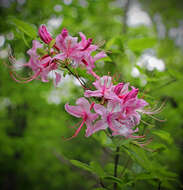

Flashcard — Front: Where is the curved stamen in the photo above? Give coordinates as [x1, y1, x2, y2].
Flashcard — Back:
[10, 69, 35, 80]
[63, 118, 86, 141]
[143, 101, 166, 115]
[147, 114, 166, 122]
[90, 102, 95, 110]
[10, 70, 41, 83]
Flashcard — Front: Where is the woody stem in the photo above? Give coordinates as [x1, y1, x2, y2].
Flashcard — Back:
[114, 146, 120, 190]
[65, 65, 88, 89]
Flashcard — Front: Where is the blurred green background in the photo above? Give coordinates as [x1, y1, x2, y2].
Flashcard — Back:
[0, 0, 183, 189]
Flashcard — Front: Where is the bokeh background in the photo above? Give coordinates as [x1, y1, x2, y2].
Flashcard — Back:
[0, 0, 183, 189]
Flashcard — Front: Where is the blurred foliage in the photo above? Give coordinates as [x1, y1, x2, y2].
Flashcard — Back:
[0, 0, 183, 189]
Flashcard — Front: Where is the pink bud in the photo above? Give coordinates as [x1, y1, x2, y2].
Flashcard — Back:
[114, 83, 124, 95]
[61, 28, 68, 38]
[124, 88, 139, 101]
[38, 25, 53, 44]
[81, 38, 92, 51]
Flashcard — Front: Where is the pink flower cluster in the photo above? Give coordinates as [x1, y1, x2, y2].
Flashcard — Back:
[10, 25, 106, 85]
[65, 76, 149, 139]
[9, 24, 158, 140]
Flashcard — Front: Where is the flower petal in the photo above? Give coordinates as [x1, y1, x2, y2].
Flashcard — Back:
[65, 104, 83, 118]
[85, 120, 108, 137]
[84, 90, 102, 98]
[76, 97, 90, 112]
[94, 104, 106, 116]
[54, 72, 61, 86]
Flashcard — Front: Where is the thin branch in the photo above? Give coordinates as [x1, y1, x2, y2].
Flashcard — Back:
[114, 146, 120, 190]
[158, 180, 161, 190]
[65, 65, 88, 89]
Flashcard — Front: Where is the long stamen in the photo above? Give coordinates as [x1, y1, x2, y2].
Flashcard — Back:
[90, 102, 95, 110]
[63, 118, 86, 140]
[147, 114, 166, 122]
[10, 70, 34, 80]
[88, 69, 100, 80]
[129, 135, 145, 139]
[142, 100, 166, 115]
[10, 70, 41, 83]
[141, 119, 154, 127]
[68, 120, 82, 129]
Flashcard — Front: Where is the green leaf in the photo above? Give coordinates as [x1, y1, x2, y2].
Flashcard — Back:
[70, 160, 93, 173]
[70, 160, 105, 177]
[103, 176, 122, 185]
[152, 130, 173, 144]
[113, 137, 133, 147]
[105, 36, 124, 53]
[127, 37, 156, 53]
[90, 161, 105, 177]
[123, 144, 152, 171]
[9, 17, 37, 38]
[22, 33, 31, 48]
[49, 39, 56, 49]
[134, 173, 157, 181]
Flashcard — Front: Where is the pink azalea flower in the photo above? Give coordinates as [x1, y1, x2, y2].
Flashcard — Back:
[82, 51, 107, 79]
[55, 29, 107, 77]
[84, 76, 117, 99]
[55, 28, 84, 65]
[94, 101, 142, 138]
[78, 32, 97, 53]
[11, 40, 61, 85]
[94, 101, 122, 130]
[91, 81, 149, 138]
[114, 83, 149, 112]
[65, 98, 98, 139]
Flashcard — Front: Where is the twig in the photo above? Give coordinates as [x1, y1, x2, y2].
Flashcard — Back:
[114, 146, 120, 190]
[65, 65, 88, 89]
[158, 180, 161, 190]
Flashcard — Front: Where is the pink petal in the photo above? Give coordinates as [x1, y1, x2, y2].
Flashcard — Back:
[85, 120, 108, 137]
[54, 53, 66, 61]
[65, 104, 83, 118]
[54, 72, 61, 86]
[93, 104, 106, 116]
[84, 90, 102, 98]
[79, 32, 87, 45]
[87, 112, 98, 121]
[76, 97, 90, 112]
[93, 51, 107, 62]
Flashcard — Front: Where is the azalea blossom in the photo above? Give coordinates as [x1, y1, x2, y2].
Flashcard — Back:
[93, 100, 140, 138]
[65, 98, 98, 138]
[55, 29, 106, 78]
[84, 76, 117, 99]
[10, 40, 61, 86]
[10, 25, 107, 86]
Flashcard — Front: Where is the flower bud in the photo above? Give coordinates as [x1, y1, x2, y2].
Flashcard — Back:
[38, 25, 53, 44]
[114, 83, 124, 95]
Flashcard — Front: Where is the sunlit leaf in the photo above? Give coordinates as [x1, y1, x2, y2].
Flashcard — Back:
[9, 17, 37, 38]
